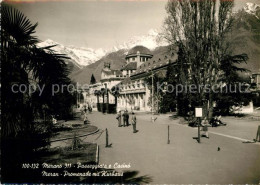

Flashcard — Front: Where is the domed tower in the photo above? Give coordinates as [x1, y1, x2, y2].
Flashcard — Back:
[126, 46, 153, 67]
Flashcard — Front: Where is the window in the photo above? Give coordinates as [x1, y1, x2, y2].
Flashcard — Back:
[132, 57, 135, 61]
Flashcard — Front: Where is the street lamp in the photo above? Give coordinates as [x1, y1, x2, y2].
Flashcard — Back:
[148, 69, 156, 122]
[125, 84, 127, 110]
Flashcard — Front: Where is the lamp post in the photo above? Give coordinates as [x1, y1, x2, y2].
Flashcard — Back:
[151, 70, 154, 121]
[125, 86, 127, 110]
[148, 69, 156, 122]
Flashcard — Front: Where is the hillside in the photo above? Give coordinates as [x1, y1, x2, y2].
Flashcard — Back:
[230, 5, 260, 73]
[69, 46, 174, 85]
[69, 49, 127, 85]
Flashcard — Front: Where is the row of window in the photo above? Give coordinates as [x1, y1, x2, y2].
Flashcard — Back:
[126, 57, 150, 63]
[121, 80, 145, 91]
[118, 96, 146, 107]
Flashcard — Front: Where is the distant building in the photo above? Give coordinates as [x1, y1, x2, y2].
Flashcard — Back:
[84, 45, 177, 113]
[251, 72, 260, 92]
[117, 47, 177, 111]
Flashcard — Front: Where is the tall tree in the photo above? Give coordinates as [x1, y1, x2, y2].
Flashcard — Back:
[90, 74, 97, 84]
[2, 4, 75, 137]
[163, 0, 248, 118]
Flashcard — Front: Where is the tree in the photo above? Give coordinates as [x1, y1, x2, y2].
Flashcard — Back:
[111, 85, 120, 106]
[90, 74, 97, 84]
[214, 54, 252, 115]
[163, 0, 249, 118]
[1, 4, 76, 182]
[2, 4, 75, 137]
[144, 71, 165, 113]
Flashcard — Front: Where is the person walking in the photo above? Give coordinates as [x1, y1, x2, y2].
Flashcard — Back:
[83, 111, 88, 124]
[116, 111, 122, 127]
[201, 117, 210, 138]
[131, 112, 137, 133]
[123, 110, 127, 127]
[126, 110, 130, 126]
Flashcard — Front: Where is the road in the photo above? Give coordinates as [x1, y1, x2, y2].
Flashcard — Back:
[85, 112, 260, 184]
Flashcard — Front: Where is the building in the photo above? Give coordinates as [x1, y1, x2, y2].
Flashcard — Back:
[251, 72, 260, 92]
[117, 47, 177, 112]
[84, 45, 177, 113]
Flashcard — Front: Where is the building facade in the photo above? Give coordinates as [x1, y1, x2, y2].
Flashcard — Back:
[85, 45, 177, 113]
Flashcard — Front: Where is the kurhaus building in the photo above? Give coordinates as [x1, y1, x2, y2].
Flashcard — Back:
[88, 45, 177, 113]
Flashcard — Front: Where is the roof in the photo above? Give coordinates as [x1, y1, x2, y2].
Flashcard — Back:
[131, 53, 178, 76]
[127, 45, 152, 56]
[121, 62, 137, 70]
[120, 77, 132, 85]
[102, 68, 122, 76]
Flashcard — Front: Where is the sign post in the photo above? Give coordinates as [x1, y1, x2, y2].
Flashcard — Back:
[195, 107, 203, 143]
[255, 125, 260, 142]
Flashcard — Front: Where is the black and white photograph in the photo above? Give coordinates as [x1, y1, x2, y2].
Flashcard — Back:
[1, 0, 260, 183]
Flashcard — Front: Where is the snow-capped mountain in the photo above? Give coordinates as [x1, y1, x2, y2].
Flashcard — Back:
[37, 39, 107, 68]
[243, 2, 260, 19]
[112, 29, 167, 52]
[38, 29, 167, 68]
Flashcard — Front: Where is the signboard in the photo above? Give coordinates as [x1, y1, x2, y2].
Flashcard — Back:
[195, 107, 203, 117]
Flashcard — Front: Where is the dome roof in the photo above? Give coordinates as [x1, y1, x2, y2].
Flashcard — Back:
[127, 45, 152, 56]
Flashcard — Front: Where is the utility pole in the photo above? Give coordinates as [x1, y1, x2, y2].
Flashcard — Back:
[125, 88, 127, 110]
[151, 70, 156, 122]
[167, 125, 170, 144]
[152, 70, 154, 115]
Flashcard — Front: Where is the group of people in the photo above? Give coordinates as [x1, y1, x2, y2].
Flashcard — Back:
[210, 115, 227, 127]
[116, 110, 137, 133]
[83, 104, 92, 114]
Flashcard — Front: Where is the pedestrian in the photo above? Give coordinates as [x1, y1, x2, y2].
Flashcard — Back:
[126, 110, 130, 126]
[88, 105, 92, 113]
[123, 110, 127, 127]
[131, 112, 137, 133]
[84, 105, 88, 114]
[52, 115, 57, 124]
[201, 117, 210, 138]
[116, 111, 122, 127]
[83, 111, 88, 124]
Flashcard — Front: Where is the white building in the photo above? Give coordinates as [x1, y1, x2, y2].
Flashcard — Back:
[86, 45, 177, 113]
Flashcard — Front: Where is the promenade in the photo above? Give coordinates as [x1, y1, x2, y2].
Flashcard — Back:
[85, 112, 260, 184]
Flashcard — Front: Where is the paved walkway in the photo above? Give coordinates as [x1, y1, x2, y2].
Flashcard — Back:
[85, 112, 260, 184]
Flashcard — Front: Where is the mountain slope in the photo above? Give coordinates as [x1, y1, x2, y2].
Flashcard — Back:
[70, 49, 127, 85]
[38, 39, 107, 68]
[69, 46, 174, 85]
[230, 3, 260, 72]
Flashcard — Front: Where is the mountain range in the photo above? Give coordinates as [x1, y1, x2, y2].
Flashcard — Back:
[230, 2, 260, 74]
[39, 3, 260, 85]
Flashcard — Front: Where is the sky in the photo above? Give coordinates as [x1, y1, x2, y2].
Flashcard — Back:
[5, 0, 260, 50]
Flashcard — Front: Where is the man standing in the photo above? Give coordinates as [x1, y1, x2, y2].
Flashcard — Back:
[83, 111, 88, 124]
[126, 110, 129, 127]
[132, 112, 137, 133]
[126, 110, 130, 126]
[116, 111, 122, 127]
[123, 110, 127, 127]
